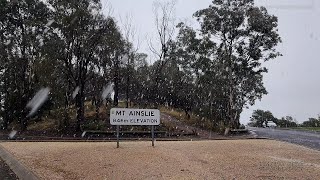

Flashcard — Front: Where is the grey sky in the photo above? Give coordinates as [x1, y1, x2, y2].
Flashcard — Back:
[102, 0, 320, 124]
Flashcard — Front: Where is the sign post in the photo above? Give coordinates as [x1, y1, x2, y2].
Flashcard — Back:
[110, 108, 160, 147]
[151, 125, 155, 147]
[116, 125, 119, 148]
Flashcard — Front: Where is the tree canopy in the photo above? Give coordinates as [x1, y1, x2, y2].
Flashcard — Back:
[0, 0, 282, 132]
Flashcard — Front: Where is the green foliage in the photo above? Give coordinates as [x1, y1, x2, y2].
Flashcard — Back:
[239, 124, 246, 129]
[274, 116, 298, 128]
[249, 110, 298, 128]
[302, 117, 320, 127]
[169, 0, 281, 128]
[0, 0, 52, 130]
[291, 127, 320, 131]
[216, 121, 228, 134]
[249, 109, 277, 127]
[0, 0, 282, 133]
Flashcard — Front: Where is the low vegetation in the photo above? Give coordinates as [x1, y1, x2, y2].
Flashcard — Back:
[5, 101, 202, 137]
[159, 106, 226, 133]
[289, 127, 320, 132]
[249, 109, 320, 131]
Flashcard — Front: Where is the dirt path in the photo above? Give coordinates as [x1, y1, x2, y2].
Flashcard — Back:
[161, 113, 223, 139]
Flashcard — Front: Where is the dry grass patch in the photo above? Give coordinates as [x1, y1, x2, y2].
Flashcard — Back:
[160, 106, 215, 130]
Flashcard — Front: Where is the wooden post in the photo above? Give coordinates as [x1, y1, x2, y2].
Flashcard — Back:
[116, 125, 120, 148]
[151, 125, 155, 147]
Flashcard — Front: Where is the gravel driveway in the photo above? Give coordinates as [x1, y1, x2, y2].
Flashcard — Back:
[1, 140, 320, 179]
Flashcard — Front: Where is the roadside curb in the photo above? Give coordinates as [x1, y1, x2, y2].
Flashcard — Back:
[0, 136, 269, 143]
[0, 143, 39, 180]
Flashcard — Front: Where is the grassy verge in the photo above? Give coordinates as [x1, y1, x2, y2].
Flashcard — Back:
[288, 127, 320, 132]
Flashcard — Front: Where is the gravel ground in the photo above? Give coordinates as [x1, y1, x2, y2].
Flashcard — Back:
[1, 140, 320, 179]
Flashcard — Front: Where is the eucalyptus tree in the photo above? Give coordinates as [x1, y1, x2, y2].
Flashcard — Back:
[48, 0, 120, 131]
[174, 0, 282, 128]
[149, 0, 176, 106]
[0, 0, 52, 130]
[99, 17, 125, 107]
[249, 109, 276, 127]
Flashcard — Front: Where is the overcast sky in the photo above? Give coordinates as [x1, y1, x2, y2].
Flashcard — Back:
[102, 0, 320, 124]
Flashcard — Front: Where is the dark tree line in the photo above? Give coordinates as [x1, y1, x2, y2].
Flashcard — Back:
[249, 109, 320, 128]
[301, 117, 320, 127]
[248, 109, 298, 128]
[0, 0, 281, 132]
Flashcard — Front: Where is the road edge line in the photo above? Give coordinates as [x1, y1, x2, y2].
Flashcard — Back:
[0, 143, 39, 180]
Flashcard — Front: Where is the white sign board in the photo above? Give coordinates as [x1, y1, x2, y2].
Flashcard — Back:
[110, 108, 160, 125]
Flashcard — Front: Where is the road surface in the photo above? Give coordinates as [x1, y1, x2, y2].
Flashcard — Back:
[0, 157, 18, 180]
[249, 127, 320, 151]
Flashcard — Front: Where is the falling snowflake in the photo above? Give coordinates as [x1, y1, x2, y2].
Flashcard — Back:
[4, 40, 11, 45]
[8, 130, 17, 139]
[81, 131, 86, 138]
[39, 38, 44, 47]
[101, 83, 114, 100]
[26, 87, 50, 117]
[43, 28, 49, 34]
[72, 86, 80, 99]
[46, 19, 55, 27]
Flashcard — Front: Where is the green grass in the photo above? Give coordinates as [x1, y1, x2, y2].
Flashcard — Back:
[289, 127, 320, 132]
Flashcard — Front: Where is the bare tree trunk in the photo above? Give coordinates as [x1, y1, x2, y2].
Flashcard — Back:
[149, 0, 175, 107]
[95, 97, 100, 121]
[76, 95, 84, 132]
[125, 60, 130, 108]
[20, 58, 30, 132]
[76, 78, 85, 132]
[21, 117, 29, 132]
[121, 15, 139, 109]
[113, 56, 119, 107]
[2, 115, 8, 130]
[61, 80, 71, 131]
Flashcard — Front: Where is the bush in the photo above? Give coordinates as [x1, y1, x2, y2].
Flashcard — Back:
[216, 121, 227, 134]
[0, 118, 3, 130]
[239, 124, 246, 129]
[82, 120, 106, 131]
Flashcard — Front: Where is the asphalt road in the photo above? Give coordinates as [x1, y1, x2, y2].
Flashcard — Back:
[0, 157, 18, 180]
[249, 127, 320, 151]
